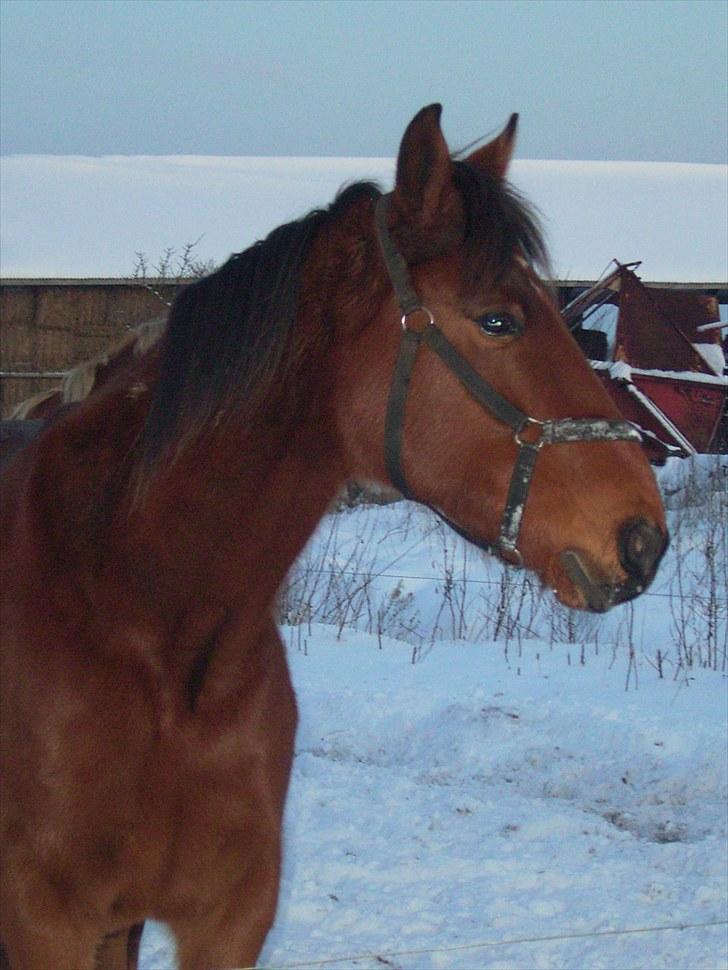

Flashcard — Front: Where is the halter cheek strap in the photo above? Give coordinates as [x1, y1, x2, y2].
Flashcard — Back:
[374, 193, 641, 566]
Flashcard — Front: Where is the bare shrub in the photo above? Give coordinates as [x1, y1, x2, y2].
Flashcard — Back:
[132, 238, 216, 310]
[665, 456, 727, 673]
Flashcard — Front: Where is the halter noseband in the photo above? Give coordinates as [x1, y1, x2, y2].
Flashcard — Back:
[374, 193, 641, 566]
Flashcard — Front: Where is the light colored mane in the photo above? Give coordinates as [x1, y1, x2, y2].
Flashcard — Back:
[9, 316, 167, 418]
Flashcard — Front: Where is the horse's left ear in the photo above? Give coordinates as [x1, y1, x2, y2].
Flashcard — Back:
[391, 103, 454, 230]
[465, 113, 518, 179]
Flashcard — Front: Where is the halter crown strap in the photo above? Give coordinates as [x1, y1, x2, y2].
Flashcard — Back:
[374, 195, 421, 317]
[374, 192, 641, 565]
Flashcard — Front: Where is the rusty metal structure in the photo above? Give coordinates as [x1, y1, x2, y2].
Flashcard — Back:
[564, 262, 727, 462]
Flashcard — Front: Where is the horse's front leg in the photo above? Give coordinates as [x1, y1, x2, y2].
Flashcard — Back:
[0, 893, 98, 970]
[170, 834, 283, 970]
[171, 622, 296, 969]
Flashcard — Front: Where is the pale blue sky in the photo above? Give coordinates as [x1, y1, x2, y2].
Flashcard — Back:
[1, 0, 726, 162]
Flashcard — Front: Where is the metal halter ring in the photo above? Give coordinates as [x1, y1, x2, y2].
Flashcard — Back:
[400, 305, 435, 332]
[514, 416, 546, 449]
[497, 539, 524, 569]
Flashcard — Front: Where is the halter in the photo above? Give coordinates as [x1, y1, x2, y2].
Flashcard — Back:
[374, 193, 641, 566]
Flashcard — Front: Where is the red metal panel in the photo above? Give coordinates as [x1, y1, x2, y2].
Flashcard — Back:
[593, 371, 672, 463]
[648, 289, 720, 344]
[631, 373, 725, 453]
[594, 369, 726, 460]
[615, 270, 711, 373]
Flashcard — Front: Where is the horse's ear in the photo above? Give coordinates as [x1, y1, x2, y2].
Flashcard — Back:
[392, 103, 454, 228]
[465, 113, 518, 179]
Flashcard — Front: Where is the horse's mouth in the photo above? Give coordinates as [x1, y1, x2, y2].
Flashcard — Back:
[446, 525, 643, 614]
[558, 549, 647, 613]
[434, 505, 665, 614]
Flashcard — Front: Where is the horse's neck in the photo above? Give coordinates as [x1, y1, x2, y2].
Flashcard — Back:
[100, 376, 343, 639]
[13, 362, 344, 713]
[137, 421, 343, 616]
[26, 351, 341, 631]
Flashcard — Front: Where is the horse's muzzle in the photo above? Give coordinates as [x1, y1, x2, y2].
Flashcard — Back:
[561, 518, 668, 613]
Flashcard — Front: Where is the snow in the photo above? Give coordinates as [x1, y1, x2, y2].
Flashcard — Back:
[1, 156, 726, 282]
[625, 367, 726, 387]
[594, 360, 728, 388]
[605, 360, 633, 382]
[137, 457, 727, 970]
[692, 343, 727, 378]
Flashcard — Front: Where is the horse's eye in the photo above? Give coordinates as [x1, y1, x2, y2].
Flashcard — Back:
[475, 312, 522, 337]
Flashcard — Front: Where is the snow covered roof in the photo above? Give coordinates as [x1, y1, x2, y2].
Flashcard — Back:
[1, 155, 726, 282]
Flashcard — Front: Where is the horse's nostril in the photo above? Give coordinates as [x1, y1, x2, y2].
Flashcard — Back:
[618, 518, 668, 584]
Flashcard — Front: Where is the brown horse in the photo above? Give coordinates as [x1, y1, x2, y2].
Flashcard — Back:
[0, 105, 668, 970]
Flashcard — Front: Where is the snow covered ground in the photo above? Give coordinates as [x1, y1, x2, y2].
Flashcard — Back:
[138, 457, 727, 970]
[1, 155, 726, 282]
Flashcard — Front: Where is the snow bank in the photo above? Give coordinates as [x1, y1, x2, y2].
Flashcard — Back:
[140, 628, 727, 970]
[1, 156, 725, 282]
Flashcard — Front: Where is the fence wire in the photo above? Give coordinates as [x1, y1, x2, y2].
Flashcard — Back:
[252, 917, 728, 970]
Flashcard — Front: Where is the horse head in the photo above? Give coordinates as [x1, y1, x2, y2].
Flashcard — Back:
[333, 105, 667, 611]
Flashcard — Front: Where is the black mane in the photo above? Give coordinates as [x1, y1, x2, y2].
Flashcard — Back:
[141, 181, 381, 463]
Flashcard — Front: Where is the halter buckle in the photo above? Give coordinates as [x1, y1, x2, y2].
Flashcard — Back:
[497, 541, 524, 569]
[515, 416, 545, 449]
[400, 306, 435, 333]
